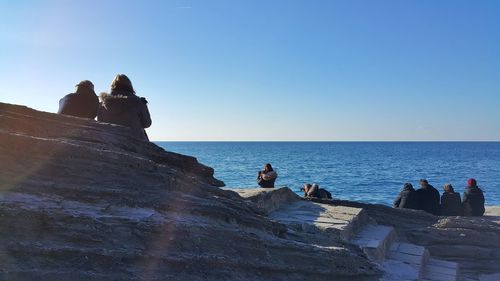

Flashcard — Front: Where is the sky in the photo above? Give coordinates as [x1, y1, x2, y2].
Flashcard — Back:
[1, 0, 499, 141]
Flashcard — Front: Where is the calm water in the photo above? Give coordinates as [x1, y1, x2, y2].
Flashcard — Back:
[156, 142, 500, 206]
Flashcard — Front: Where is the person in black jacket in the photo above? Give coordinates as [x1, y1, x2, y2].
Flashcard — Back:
[393, 183, 419, 209]
[58, 80, 99, 119]
[98, 74, 152, 141]
[440, 183, 462, 216]
[257, 163, 277, 188]
[415, 179, 440, 215]
[462, 178, 485, 216]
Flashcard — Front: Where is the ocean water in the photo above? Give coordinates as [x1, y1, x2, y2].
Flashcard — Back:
[156, 142, 500, 206]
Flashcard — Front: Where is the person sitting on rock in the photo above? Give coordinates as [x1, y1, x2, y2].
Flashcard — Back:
[462, 178, 485, 216]
[440, 183, 462, 216]
[393, 182, 419, 209]
[58, 80, 99, 119]
[257, 163, 277, 188]
[415, 179, 440, 215]
[301, 183, 332, 199]
[97, 74, 152, 141]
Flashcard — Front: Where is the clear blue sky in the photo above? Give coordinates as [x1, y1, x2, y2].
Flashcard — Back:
[1, 0, 499, 141]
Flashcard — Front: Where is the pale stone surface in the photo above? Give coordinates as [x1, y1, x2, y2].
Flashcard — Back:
[352, 224, 396, 262]
[270, 199, 367, 242]
[231, 187, 301, 214]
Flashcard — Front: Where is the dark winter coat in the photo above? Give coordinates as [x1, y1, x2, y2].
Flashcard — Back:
[257, 171, 277, 188]
[97, 92, 152, 141]
[416, 185, 440, 215]
[58, 92, 99, 119]
[440, 191, 462, 216]
[393, 185, 420, 209]
[462, 186, 485, 216]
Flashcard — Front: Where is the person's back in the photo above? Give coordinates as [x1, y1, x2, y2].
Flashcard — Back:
[97, 74, 151, 141]
[462, 178, 485, 216]
[58, 80, 99, 119]
[416, 179, 440, 215]
[440, 184, 462, 216]
[394, 183, 419, 209]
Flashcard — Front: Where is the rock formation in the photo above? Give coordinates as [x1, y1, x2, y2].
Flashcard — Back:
[0, 102, 379, 281]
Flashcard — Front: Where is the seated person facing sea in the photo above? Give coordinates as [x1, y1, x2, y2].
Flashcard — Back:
[393, 183, 419, 210]
[58, 80, 99, 119]
[301, 183, 332, 199]
[416, 179, 440, 215]
[257, 163, 277, 188]
[97, 74, 152, 141]
[440, 183, 462, 216]
[462, 178, 485, 216]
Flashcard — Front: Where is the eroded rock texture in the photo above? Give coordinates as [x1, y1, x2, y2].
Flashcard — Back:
[0, 103, 379, 281]
[311, 198, 500, 280]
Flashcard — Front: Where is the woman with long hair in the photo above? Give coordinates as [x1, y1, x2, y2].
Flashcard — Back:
[98, 74, 152, 140]
[257, 163, 278, 188]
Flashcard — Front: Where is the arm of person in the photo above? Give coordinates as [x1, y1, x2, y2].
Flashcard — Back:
[393, 194, 401, 208]
[139, 98, 152, 128]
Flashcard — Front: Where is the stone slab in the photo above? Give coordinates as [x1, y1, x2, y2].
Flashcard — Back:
[351, 224, 396, 262]
[270, 200, 367, 241]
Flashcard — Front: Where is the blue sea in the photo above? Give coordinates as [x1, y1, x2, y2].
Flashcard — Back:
[156, 142, 500, 206]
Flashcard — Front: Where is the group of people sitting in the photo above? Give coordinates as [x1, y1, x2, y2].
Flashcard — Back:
[393, 178, 485, 216]
[57, 74, 152, 141]
[257, 164, 486, 217]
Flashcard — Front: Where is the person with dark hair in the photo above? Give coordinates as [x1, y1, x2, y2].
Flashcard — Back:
[97, 74, 152, 141]
[393, 183, 419, 209]
[302, 183, 319, 198]
[257, 163, 277, 188]
[462, 178, 485, 216]
[415, 179, 440, 215]
[58, 80, 99, 119]
[301, 183, 332, 199]
[440, 183, 462, 216]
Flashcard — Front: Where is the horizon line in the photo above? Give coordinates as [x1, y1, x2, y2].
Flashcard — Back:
[152, 140, 500, 143]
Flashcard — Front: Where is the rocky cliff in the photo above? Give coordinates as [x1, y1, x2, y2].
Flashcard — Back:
[0, 103, 379, 281]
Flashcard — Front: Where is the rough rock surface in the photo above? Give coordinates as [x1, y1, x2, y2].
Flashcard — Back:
[0, 103, 380, 281]
[309, 198, 500, 280]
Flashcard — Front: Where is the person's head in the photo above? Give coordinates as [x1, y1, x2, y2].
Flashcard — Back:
[264, 163, 273, 172]
[301, 183, 312, 191]
[419, 179, 429, 188]
[467, 178, 477, 188]
[75, 80, 95, 95]
[110, 74, 135, 95]
[403, 182, 413, 190]
[443, 183, 454, 193]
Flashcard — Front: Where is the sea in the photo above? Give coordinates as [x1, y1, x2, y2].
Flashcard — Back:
[156, 142, 500, 206]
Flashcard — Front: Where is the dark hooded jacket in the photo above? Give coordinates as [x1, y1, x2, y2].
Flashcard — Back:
[393, 185, 420, 209]
[416, 184, 440, 215]
[58, 91, 99, 119]
[440, 191, 462, 216]
[462, 186, 485, 216]
[97, 92, 152, 140]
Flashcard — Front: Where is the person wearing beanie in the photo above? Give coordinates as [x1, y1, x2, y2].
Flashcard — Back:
[415, 179, 440, 215]
[393, 182, 420, 209]
[58, 80, 99, 119]
[440, 183, 462, 216]
[462, 178, 485, 216]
